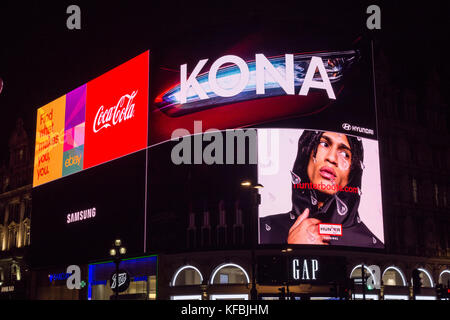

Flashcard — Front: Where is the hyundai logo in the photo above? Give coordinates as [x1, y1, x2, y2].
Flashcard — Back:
[342, 123, 351, 131]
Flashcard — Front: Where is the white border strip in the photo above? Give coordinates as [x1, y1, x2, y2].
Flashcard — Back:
[171, 295, 202, 300]
[210, 294, 249, 300]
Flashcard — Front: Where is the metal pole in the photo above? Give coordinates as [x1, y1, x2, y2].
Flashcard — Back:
[115, 259, 119, 300]
[362, 263, 366, 301]
[250, 189, 258, 300]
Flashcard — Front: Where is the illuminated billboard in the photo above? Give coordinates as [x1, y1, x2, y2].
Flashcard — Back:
[32, 32, 383, 258]
[31, 150, 146, 267]
[148, 35, 383, 250]
[257, 129, 384, 248]
[33, 51, 149, 187]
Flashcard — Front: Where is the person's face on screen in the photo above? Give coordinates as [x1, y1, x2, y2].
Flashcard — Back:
[307, 132, 352, 195]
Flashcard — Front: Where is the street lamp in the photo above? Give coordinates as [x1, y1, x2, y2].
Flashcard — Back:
[240, 180, 252, 187]
[240, 180, 263, 300]
[109, 238, 126, 300]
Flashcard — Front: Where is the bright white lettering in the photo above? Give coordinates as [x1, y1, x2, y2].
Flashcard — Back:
[180, 59, 209, 103]
[208, 55, 250, 97]
[256, 53, 294, 95]
[299, 56, 336, 99]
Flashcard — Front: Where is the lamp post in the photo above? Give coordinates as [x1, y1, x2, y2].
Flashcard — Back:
[240, 180, 263, 300]
[109, 239, 126, 300]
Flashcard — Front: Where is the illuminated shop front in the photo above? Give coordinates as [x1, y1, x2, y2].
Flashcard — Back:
[348, 264, 445, 300]
[88, 255, 157, 300]
[32, 266, 88, 300]
[161, 251, 252, 300]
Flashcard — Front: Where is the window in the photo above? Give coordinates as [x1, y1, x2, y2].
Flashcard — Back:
[434, 184, 439, 207]
[438, 270, 450, 285]
[350, 266, 373, 283]
[382, 267, 406, 286]
[0, 207, 4, 224]
[25, 199, 32, 219]
[88, 257, 157, 300]
[171, 266, 203, 286]
[396, 92, 404, 120]
[411, 269, 434, 288]
[412, 178, 418, 203]
[219, 274, 229, 284]
[210, 263, 249, 285]
[8, 225, 18, 249]
[23, 219, 31, 246]
[443, 188, 448, 207]
[11, 263, 21, 281]
[409, 144, 416, 163]
[8, 203, 20, 223]
[0, 227, 3, 251]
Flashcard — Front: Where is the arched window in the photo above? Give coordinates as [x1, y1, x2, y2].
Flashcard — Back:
[11, 263, 21, 281]
[382, 266, 407, 286]
[22, 219, 31, 247]
[411, 268, 434, 288]
[438, 270, 450, 286]
[210, 263, 249, 285]
[349, 264, 379, 288]
[0, 225, 4, 251]
[171, 265, 203, 286]
[8, 223, 18, 249]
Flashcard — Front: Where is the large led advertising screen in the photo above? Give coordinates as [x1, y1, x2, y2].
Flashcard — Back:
[257, 129, 383, 248]
[31, 149, 147, 267]
[33, 51, 149, 187]
[147, 34, 384, 249]
[32, 32, 384, 260]
[31, 52, 149, 267]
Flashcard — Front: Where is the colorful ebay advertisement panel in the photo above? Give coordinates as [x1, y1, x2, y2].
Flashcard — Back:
[33, 96, 66, 186]
[33, 51, 149, 187]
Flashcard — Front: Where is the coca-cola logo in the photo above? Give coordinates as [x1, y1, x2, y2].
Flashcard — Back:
[93, 90, 138, 133]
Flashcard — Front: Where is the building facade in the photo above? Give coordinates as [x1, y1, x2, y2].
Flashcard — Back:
[0, 118, 33, 299]
[3, 43, 449, 301]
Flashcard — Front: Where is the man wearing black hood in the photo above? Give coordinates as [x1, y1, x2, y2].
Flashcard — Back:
[259, 130, 383, 248]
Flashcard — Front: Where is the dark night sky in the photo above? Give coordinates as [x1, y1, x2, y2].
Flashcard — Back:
[0, 0, 449, 164]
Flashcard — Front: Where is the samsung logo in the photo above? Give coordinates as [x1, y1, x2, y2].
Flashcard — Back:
[67, 207, 96, 224]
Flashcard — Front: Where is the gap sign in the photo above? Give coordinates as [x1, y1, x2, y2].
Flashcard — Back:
[257, 256, 346, 285]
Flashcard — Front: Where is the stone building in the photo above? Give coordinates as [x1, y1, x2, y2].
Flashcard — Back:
[0, 118, 33, 299]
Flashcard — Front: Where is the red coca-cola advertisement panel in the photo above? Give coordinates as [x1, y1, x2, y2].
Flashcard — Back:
[84, 51, 149, 169]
